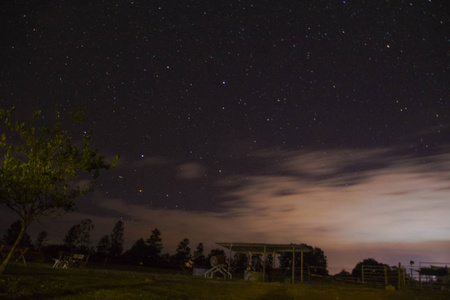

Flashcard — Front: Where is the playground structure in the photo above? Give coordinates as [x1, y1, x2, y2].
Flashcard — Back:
[204, 255, 232, 279]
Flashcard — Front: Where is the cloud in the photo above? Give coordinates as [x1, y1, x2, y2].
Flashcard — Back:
[177, 162, 205, 179]
[90, 149, 450, 250]
[5, 147, 449, 275]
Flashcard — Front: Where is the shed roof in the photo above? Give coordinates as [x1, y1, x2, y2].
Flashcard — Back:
[216, 242, 312, 254]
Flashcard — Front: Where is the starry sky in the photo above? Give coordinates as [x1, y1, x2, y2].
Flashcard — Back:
[1, 0, 449, 274]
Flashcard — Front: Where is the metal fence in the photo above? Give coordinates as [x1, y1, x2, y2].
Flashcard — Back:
[361, 262, 450, 290]
[361, 264, 399, 287]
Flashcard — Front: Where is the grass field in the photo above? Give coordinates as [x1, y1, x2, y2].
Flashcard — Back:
[0, 263, 448, 299]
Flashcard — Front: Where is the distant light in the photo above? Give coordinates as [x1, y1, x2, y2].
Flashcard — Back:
[222, 81, 226, 85]
[141, 154, 144, 158]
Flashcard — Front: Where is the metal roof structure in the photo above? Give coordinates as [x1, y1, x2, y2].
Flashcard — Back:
[216, 242, 312, 283]
[216, 243, 312, 254]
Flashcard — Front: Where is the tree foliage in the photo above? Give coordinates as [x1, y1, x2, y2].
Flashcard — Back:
[0, 107, 117, 272]
[96, 235, 111, 257]
[2, 220, 32, 247]
[123, 238, 148, 265]
[207, 248, 226, 267]
[231, 253, 248, 272]
[251, 254, 263, 272]
[63, 219, 95, 253]
[279, 244, 328, 276]
[146, 228, 163, 264]
[109, 220, 124, 258]
[351, 258, 387, 278]
[122, 228, 164, 266]
[335, 269, 351, 278]
[193, 242, 207, 266]
[35, 231, 48, 249]
[173, 238, 191, 266]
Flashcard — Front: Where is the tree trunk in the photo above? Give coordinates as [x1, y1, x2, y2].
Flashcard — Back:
[0, 220, 28, 274]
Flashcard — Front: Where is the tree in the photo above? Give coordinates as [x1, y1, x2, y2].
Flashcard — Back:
[265, 254, 274, 271]
[231, 253, 248, 272]
[251, 254, 263, 271]
[193, 242, 207, 266]
[63, 219, 95, 253]
[335, 269, 351, 278]
[279, 244, 328, 276]
[123, 238, 148, 265]
[35, 231, 48, 250]
[96, 235, 111, 257]
[173, 238, 191, 266]
[306, 246, 328, 276]
[146, 228, 163, 265]
[2, 220, 32, 247]
[0, 107, 117, 273]
[351, 258, 387, 279]
[109, 220, 124, 258]
[207, 248, 226, 267]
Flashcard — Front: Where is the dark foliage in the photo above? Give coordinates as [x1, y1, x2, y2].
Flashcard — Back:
[279, 244, 328, 276]
[109, 220, 124, 258]
[2, 220, 32, 248]
[351, 258, 387, 279]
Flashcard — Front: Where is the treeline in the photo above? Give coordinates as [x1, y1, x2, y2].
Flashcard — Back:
[2, 219, 329, 274]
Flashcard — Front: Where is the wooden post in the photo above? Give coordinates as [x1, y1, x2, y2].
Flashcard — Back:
[301, 250, 304, 283]
[384, 266, 388, 285]
[262, 245, 267, 282]
[272, 251, 276, 269]
[362, 265, 365, 283]
[228, 244, 232, 272]
[397, 262, 402, 289]
[292, 247, 295, 284]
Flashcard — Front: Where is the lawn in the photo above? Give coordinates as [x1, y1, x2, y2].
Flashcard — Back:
[0, 263, 448, 299]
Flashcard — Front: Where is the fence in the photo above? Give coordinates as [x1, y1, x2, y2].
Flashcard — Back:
[361, 264, 401, 288]
[416, 262, 450, 290]
[361, 262, 450, 290]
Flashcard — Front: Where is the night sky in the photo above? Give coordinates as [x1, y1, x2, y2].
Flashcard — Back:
[1, 0, 449, 273]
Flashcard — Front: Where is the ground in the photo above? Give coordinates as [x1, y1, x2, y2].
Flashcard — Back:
[0, 263, 448, 299]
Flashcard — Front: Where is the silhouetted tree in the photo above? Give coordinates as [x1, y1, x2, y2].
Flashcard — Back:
[335, 269, 351, 278]
[63, 219, 95, 253]
[193, 242, 207, 266]
[2, 220, 32, 247]
[173, 238, 191, 266]
[232, 253, 248, 272]
[251, 254, 263, 271]
[35, 231, 48, 250]
[160, 253, 172, 266]
[0, 108, 117, 273]
[265, 254, 274, 271]
[109, 220, 124, 258]
[123, 238, 148, 265]
[207, 248, 226, 267]
[279, 244, 328, 276]
[351, 258, 387, 279]
[146, 228, 163, 265]
[96, 235, 111, 257]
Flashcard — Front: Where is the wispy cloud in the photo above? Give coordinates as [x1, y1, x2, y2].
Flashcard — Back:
[177, 162, 205, 179]
[6, 148, 449, 274]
